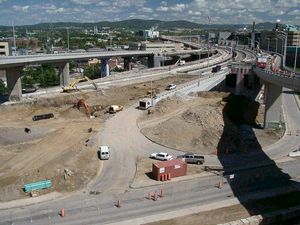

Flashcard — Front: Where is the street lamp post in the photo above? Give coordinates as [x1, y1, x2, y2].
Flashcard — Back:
[278, 37, 284, 55]
[246, 37, 251, 48]
[283, 32, 288, 67]
[207, 16, 211, 68]
[198, 35, 200, 62]
[67, 27, 70, 52]
[294, 40, 299, 72]
[266, 38, 270, 51]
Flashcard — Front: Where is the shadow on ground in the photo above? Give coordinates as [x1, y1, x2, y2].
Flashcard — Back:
[217, 93, 297, 223]
[0, 95, 8, 104]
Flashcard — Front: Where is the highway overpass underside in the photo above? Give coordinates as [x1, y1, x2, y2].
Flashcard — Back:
[5, 62, 70, 101]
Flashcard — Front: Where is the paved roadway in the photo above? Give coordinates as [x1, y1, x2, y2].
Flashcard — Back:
[19, 47, 231, 101]
[0, 49, 211, 69]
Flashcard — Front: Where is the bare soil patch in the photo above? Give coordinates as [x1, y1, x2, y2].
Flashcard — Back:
[0, 74, 198, 201]
[139, 92, 282, 155]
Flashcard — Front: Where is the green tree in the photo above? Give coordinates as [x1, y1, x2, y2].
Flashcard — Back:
[38, 64, 60, 87]
[21, 64, 60, 88]
[0, 79, 6, 95]
[83, 63, 100, 79]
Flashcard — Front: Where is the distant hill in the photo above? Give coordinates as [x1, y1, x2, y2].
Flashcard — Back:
[0, 19, 202, 30]
[0, 19, 298, 31]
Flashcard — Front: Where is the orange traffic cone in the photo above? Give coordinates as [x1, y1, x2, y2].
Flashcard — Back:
[60, 208, 65, 217]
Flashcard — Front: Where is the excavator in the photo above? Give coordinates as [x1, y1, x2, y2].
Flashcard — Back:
[74, 99, 91, 117]
[62, 76, 98, 92]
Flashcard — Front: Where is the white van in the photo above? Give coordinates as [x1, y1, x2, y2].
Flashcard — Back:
[139, 98, 152, 110]
[98, 146, 110, 160]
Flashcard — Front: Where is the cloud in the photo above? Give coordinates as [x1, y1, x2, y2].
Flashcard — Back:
[46, 6, 65, 14]
[157, 6, 169, 12]
[0, 0, 299, 25]
[69, 0, 99, 5]
[170, 4, 186, 12]
[13, 5, 29, 12]
[141, 7, 153, 13]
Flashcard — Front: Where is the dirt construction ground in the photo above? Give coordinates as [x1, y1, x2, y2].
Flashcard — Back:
[0, 74, 198, 202]
[138, 92, 282, 155]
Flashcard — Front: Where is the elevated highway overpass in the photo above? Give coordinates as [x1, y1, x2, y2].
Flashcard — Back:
[0, 48, 218, 101]
[254, 60, 300, 128]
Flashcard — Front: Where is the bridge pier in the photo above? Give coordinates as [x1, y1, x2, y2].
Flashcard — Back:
[147, 55, 162, 68]
[123, 57, 133, 71]
[6, 67, 22, 101]
[57, 62, 70, 87]
[235, 69, 245, 95]
[101, 59, 110, 77]
[264, 82, 283, 128]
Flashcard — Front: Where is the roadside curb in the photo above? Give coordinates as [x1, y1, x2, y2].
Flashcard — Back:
[108, 184, 300, 225]
[293, 93, 300, 111]
[129, 172, 211, 190]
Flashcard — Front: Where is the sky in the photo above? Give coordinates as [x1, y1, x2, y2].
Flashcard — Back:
[0, 0, 299, 26]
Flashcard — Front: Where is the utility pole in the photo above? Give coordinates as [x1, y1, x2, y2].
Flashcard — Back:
[294, 40, 299, 72]
[198, 35, 200, 62]
[67, 27, 70, 52]
[266, 38, 270, 51]
[40, 29, 43, 49]
[12, 21, 16, 56]
[109, 32, 112, 51]
[207, 16, 211, 68]
[283, 32, 288, 67]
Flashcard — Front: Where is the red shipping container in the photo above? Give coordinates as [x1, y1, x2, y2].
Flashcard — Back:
[152, 159, 187, 181]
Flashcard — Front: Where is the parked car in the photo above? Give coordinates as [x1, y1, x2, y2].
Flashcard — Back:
[108, 105, 123, 113]
[177, 153, 205, 165]
[288, 148, 300, 157]
[211, 65, 221, 73]
[150, 152, 173, 161]
[166, 84, 176, 90]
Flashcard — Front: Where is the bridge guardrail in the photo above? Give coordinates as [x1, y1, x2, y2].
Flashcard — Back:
[153, 68, 230, 104]
[255, 66, 300, 80]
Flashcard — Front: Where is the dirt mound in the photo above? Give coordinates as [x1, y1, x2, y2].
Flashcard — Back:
[154, 96, 183, 114]
[181, 105, 223, 128]
[140, 93, 280, 155]
[141, 102, 225, 154]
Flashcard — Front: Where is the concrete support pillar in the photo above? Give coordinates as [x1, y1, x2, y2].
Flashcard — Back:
[57, 62, 70, 87]
[264, 82, 283, 128]
[148, 55, 154, 68]
[123, 57, 132, 71]
[235, 68, 244, 95]
[101, 59, 110, 77]
[154, 55, 163, 67]
[6, 67, 22, 101]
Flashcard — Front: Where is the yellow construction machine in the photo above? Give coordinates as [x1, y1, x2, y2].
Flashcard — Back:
[62, 76, 98, 92]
